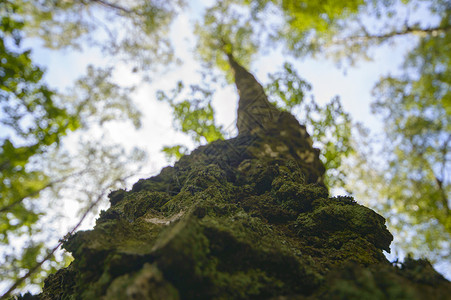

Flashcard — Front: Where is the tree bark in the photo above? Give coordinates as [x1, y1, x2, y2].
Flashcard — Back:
[32, 57, 451, 300]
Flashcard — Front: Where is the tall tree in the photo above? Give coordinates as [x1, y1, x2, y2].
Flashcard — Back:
[17, 45, 451, 300]
[184, 0, 451, 266]
[2, 0, 450, 294]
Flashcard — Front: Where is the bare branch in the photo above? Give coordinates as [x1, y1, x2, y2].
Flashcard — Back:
[0, 170, 87, 213]
[335, 24, 451, 44]
[88, 0, 133, 14]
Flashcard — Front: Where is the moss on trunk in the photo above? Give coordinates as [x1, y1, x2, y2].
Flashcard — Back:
[35, 131, 451, 299]
[32, 55, 451, 300]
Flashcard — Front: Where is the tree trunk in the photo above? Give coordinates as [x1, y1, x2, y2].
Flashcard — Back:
[35, 57, 450, 300]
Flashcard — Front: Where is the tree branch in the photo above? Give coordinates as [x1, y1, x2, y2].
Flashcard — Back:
[0, 171, 86, 213]
[88, 0, 133, 14]
[436, 134, 451, 215]
[336, 24, 451, 43]
[434, 175, 449, 215]
[370, 24, 451, 39]
[413, 138, 450, 216]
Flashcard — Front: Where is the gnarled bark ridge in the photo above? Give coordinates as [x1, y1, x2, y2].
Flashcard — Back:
[35, 55, 451, 300]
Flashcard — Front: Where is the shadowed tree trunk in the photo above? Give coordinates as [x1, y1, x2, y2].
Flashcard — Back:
[30, 54, 451, 300]
[226, 51, 325, 185]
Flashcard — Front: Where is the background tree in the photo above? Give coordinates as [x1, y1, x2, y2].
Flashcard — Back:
[0, 0, 147, 291]
[0, 1, 79, 288]
[14, 0, 182, 75]
[344, 10, 450, 261]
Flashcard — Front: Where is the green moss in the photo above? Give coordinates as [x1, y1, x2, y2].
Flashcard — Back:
[104, 263, 180, 300]
[37, 131, 450, 299]
[400, 256, 448, 285]
[296, 197, 393, 252]
[319, 263, 419, 300]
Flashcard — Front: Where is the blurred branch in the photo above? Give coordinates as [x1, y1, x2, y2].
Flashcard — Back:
[436, 134, 451, 215]
[434, 175, 449, 215]
[0, 170, 87, 213]
[88, 0, 133, 14]
[336, 24, 451, 43]
[413, 135, 450, 216]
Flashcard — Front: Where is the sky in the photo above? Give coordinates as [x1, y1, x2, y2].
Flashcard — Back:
[30, 9, 412, 174]
[3, 0, 449, 293]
